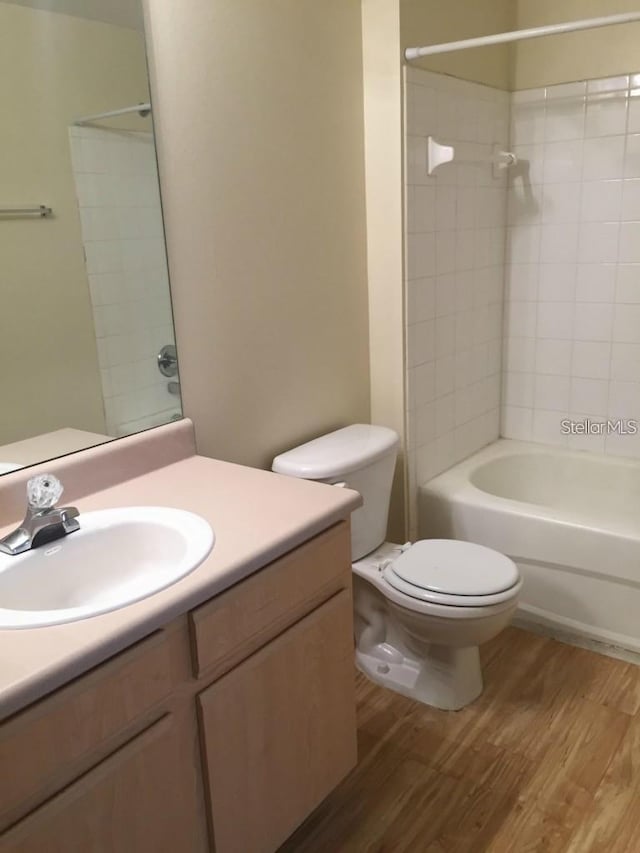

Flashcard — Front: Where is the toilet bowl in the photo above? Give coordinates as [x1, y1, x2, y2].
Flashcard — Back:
[272, 424, 521, 710]
[352, 541, 521, 710]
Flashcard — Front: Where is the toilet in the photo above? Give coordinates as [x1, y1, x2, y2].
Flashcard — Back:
[272, 424, 522, 710]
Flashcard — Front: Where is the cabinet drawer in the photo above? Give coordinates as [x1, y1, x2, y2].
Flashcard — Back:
[1, 715, 208, 853]
[0, 624, 189, 832]
[190, 521, 351, 680]
[198, 589, 357, 853]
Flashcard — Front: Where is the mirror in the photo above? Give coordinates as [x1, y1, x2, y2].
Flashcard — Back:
[0, 0, 181, 473]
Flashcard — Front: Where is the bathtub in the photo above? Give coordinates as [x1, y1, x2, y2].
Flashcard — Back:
[418, 439, 640, 654]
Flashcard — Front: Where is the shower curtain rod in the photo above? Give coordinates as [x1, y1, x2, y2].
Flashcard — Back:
[74, 102, 151, 126]
[405, 11, 640, 60]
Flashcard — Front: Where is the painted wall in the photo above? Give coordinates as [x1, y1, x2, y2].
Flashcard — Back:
[145, 0, 370, 472]
[0, 3, 150, 444]
[513, 0, 640, 90]
[400, 0, 514, 90]
[400, 1, 640, 92]
[362, 0, 406, 538]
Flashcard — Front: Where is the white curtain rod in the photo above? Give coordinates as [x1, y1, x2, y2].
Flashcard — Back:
[405, 11, 640, 60]
[74, 103, 151, 126]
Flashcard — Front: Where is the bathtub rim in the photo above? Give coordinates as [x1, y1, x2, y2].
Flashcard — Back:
[420, 438, 640, 543]
[418, 438, 640, 657]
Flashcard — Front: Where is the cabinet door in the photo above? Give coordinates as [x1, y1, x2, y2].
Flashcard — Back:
[1, 714, 208, 853]
[198, 589, 357, 853]
[190, 521, 351, 681]
[1, 627, 184, 832]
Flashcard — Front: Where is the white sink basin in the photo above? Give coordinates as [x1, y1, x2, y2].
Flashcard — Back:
[0, 507, 215, 629]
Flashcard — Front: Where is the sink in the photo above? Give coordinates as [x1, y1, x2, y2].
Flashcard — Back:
[0, 507, 215, 629]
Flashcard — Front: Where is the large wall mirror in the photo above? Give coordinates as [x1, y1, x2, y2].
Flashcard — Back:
[0, 0, 181, 474]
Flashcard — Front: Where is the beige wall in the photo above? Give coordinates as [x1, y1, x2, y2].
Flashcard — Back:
[362, 0, 407, 539]
[399, 0, 640, 91]
[513, 0, 640, 90]
[144, 0, 370, 472]
[400, 0, 514, 89]
[0, 4, 149, 444]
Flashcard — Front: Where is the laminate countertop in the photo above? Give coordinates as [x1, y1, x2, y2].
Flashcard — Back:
[0, 439, 361, 720]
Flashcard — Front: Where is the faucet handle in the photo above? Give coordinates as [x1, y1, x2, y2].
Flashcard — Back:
[27, 473, 64, 511]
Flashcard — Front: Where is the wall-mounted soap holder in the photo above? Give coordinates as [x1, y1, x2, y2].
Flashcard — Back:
[426, 136, 518, 178]
[426, 137, 455, 176]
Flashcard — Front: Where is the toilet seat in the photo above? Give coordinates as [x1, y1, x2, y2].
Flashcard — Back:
[382, 539, 520, 607]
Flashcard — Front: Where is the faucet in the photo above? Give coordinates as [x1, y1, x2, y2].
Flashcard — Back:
[0, 474, 80, 556]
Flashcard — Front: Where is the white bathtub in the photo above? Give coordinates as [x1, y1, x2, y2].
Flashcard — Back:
[419, 439, 640, 654]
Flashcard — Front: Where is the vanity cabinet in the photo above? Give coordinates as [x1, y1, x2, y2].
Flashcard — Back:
[0, 520, 356, 853]
[199, 590, 356, 853]
[1, 714, 207, 853]
[189, 517, 351, 681]
[0, 621, 207, 852]
[0, 629, 185, 831]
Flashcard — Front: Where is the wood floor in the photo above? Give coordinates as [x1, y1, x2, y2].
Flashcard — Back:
[279, 627, 640, 853]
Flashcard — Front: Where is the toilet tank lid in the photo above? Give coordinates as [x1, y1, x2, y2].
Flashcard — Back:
[272, 424, 399, 480]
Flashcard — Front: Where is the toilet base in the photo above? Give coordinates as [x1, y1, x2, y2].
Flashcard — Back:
[355, 642, 483, 711]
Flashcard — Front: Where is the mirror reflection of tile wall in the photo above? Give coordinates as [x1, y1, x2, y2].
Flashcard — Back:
[69, 127, 179, 436]
[0, 0, 181, 472]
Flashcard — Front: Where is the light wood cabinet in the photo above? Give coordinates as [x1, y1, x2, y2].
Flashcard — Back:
[199, 590, 357, 853]
[190, 521, 351, 680]
[1, 714, 208, 853]
[0, 521, 356, 853]
[0, 627, 185, 832]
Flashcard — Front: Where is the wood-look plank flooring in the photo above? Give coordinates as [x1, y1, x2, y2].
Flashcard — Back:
[279, 627, 640, 853]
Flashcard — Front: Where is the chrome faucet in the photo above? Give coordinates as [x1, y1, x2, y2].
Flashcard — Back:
[0, 474, 80, 556]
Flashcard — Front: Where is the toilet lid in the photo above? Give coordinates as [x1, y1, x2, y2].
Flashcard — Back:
[387, 540, 519, 597]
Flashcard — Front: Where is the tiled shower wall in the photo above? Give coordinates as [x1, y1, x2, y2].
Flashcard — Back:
[404, 68, 509, 535]
[69, 126, 180, 436]
[503, 75, 640, 457]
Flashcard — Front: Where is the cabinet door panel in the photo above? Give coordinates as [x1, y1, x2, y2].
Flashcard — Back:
[1, 626, 186, 831]
[1, 714, 208, 853]
[198, 589, 357, 853]
[190, 521, 351, 681]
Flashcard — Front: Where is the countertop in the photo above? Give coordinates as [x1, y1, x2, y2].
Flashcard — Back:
[0, 453, 361, 720]
[0, 428, 112, 469]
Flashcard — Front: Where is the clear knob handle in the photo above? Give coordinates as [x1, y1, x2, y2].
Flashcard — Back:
[27, 474, 64, 510]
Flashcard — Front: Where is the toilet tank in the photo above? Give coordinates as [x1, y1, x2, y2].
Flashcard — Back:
[272, 424, 400, 561]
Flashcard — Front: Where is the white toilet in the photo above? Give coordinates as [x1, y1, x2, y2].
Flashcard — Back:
[272, 424, 522, 711]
